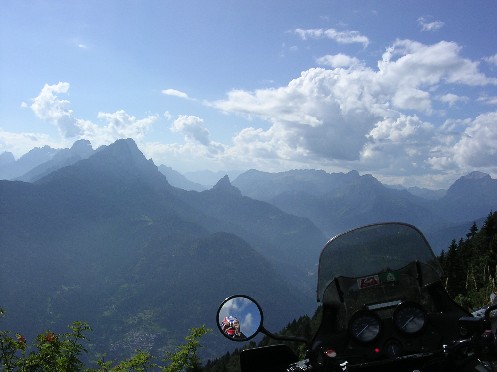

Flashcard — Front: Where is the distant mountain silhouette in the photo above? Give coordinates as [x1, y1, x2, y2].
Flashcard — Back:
[406, 186, 446, 200]
[158, 164, 206, 191]
[183, 169, 243, 187]
[232, 169, 497, 253]
[17, 139, 94, 182]
[0, 151, 15, 166]
[0, 138, 320, 362]
[0, 145, 59, 180]
[437, 172, 497, 223]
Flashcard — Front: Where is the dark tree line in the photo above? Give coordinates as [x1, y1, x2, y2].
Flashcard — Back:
[439, 211, 497, 310]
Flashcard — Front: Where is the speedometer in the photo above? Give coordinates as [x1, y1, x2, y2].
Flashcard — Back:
[393, 302, 427, 334]
[348, 310, 382, 343]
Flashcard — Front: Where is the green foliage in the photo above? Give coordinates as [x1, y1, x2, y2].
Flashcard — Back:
[439, 211, 497, 310]
[0, 318, 91, 372]
[96, 350, 153, 371]
[0, 311, 210, 372]
[161, 325, 209, 372]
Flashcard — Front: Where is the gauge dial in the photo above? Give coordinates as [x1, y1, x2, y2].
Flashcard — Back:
[393, 302, 426, 334]
[349, 311, 382, 342]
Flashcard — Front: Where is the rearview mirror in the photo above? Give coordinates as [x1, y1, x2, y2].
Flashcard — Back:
[216, 295, 263, 342]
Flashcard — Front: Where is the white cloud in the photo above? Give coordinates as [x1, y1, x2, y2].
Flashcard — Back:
[477, 96, 497, 105]
[484, 53, 497, 66]
[211, 39, 497, 182]
[171, 115, 224, 155]
[29, 82, 81, 138]
[378, 40, 496, 88]
[162, 89, 189, 99]
[438, 93, 469, 107]
[96, 111, 157, 142]
[0, 130, 63, 158]
[452, 111, 497, 168]
[171, 115, 210, 145]
[295, 28, 369, 47]
[316, 53, 362, 68]
[19, 36, 497, 188]
[417, 17, 445, 32]
[26, 82, 157, 148]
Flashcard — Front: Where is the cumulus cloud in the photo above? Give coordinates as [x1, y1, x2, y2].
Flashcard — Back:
[26, 82, 157, 147]
[417, 17, 445, 32]
[452, 112, 497, 168]
[316, 53, 362, 68]
[212, 39, 497, 181]
[438, 93, 469, 107]
[0, 130, 61, 159]
[29, 82, 81, 138]
[96, 111, 157, 141]
[170, 115, 224, 154]
[295, 28, 369, 47]
[162, 89, 189, 99]
[484, 53, 497, 66]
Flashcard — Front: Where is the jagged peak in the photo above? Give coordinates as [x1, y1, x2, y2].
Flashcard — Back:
[95, 138, 148, 164]
[0, 151, 15, 164]
[19, 145, 59, 161]
[461, 171, 491, 180]
[70, 139, 92, 150]
[211, 175, 242, 196]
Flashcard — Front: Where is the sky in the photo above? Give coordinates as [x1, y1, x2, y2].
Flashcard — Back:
[1, 0, 497, 188]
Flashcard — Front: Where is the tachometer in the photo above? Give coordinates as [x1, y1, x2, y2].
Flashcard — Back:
[393, 302, 426, 334]
[349, 310, 382, 343]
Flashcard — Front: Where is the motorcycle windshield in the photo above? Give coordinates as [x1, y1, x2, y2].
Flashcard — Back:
[317, 223, 443, 303]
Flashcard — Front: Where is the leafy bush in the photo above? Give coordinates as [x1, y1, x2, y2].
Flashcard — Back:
[0, 309, 210, 372]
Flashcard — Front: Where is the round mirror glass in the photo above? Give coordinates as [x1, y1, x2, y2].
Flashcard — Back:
[217, 295, 263, 341]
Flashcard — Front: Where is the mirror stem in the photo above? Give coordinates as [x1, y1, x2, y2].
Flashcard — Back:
[260, 326, 310, 348]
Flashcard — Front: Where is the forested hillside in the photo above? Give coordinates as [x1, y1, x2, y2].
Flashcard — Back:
[440, 211, 497, 310]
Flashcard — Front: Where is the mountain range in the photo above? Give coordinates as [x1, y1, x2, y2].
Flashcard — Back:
[231, 169, 497, 252]
[1, 139, 496, 363]
[0, 139, 322, 362]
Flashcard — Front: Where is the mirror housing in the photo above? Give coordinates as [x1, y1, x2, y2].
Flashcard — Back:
[217, 294, 263, 342]
[216, 294, 310, 346]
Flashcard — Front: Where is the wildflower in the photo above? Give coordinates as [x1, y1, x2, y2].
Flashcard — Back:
[44, 332, 57, 343]
[16, 333, 26, 344]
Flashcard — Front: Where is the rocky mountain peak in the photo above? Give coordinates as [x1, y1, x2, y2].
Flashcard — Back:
[0, 151, 15, 165]
[70, 139, 93, 157]
[461, 171, 491, 181]
[211, 175, 242, 196]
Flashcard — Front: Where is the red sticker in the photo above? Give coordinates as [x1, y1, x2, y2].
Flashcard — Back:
[358, 275, 380, 289]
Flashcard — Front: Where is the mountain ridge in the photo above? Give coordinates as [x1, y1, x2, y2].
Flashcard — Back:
[0, 138, 320, 361]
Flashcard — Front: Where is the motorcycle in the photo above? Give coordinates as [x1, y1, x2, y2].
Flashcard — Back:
[216, 222, 497, 371]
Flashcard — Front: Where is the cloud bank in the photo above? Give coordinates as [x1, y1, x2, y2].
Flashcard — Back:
[212, 39, 497, 186]
[7, 38, 497, 188]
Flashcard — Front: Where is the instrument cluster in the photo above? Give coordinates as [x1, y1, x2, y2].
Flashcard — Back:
[349, 301, 427, 343]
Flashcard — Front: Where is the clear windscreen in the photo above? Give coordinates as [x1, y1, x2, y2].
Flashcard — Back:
[317, 223, 443, 303]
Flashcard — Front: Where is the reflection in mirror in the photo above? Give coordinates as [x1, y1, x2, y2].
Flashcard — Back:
[217, 295, 263, 341]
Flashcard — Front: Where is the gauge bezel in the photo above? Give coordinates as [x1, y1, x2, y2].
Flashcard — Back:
[348, 310, 383, 343]
[392, 301, 427, 335]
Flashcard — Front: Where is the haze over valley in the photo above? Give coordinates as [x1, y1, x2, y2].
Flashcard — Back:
[1, 138, 496, 361]
[2, 1, 497, 366]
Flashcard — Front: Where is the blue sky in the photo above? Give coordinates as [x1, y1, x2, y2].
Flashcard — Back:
[1, 0, 497, 188]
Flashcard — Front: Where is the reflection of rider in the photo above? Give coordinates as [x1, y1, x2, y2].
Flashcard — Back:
[221, 316, 246, 339]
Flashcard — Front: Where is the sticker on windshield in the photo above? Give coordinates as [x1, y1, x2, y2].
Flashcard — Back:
[358, 275, 380, 289]
[379, 271, 399, 283]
